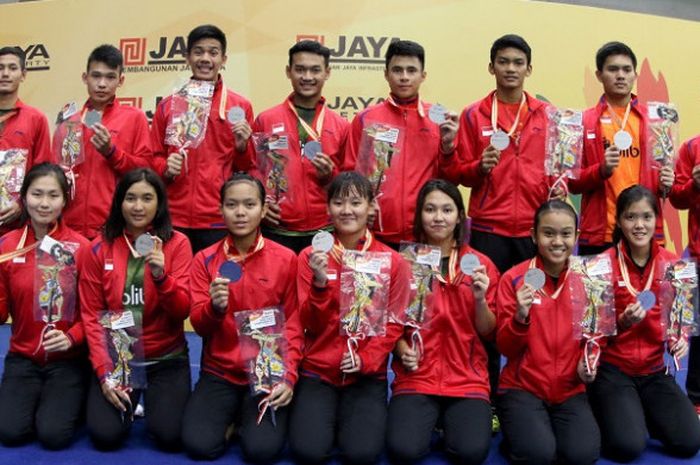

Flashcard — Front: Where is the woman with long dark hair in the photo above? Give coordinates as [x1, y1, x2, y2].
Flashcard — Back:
[80, 168, 192, 451]
[590, 185, 700, 461]
[386, 179, 498, 465]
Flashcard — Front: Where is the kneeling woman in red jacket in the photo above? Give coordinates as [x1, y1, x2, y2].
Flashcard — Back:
[290, 171, 410, 465]
[182, 172, 302, 463]
[496, 199, 600, 465]
[80, 168, 193, 451]
[387, 179, 499, 465]
[589, 185, 700, 461]
[0, 163, 89, 450]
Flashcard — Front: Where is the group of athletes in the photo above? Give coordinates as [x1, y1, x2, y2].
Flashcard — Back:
[0, 22, 699, 465]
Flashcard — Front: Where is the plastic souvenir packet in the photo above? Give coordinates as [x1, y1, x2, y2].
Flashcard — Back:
[545, 107, 583, 180]
[569, 254, 616, 374]
[356, 121, 405, 195]
[33, 238, 80, 326]
[99, 310, 147, 391]
[165, 79, 215, 150]
[659, 258, 699, 370]
[647, 101, 679, 169]
[339, 250, 392, 338]
[0, 148, 27, 209]
[252, 132, 291, 203]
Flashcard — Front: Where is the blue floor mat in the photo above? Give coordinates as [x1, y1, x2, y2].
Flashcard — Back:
[0, 327, 696, 464]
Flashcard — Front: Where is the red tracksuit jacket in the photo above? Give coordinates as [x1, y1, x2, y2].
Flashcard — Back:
[601, 242, 675, 375]
[0, 99, 52, 234]
[568, 95, 664, 247]
[189, 236, 303, 387]
[61, 99, 152, 239]
[453, 91, 550, 238]
[391, 245, 499, 400]
[344, 97, 457, 244]
[0, 222, 89, 364]
[296, 234, 410, 386]
[151, 78, 255, 229]
[496, 257, 586, 404]
[252, 95, 348, 232]
[670, 136, 700, 259]
[79, 231, 192, 379]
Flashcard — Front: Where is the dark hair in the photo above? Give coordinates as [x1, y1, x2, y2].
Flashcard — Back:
[87, 44, 123, 73]
[289, 40, 330, 68]
[327, 172, 374, 204]
[187, 24, 227, 55]
[533, 199, 578, 232]
[385, 40, 425, 69]
[612, 185, 657, 245]
[103, 168, 172, 242]
[490, 34, 532, 66]
[595, 41, 637, 72]
[220, 172, 266, 206]
[0, 46, 26, 71]
[19, 163, 70, 223]
[413, 179, 466, 247]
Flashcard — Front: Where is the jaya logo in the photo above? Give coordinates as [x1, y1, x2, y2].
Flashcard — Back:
[119, 36, 189, 73]
[327, 95, 386, 119]
[296, 34, 399, 69]
[18, 44, 50, 72]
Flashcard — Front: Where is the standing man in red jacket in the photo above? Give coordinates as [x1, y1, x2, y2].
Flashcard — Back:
[0, 46, 51, 234]
[453, 34, 548, 273]
[669, 136, 700, 417]
[569, 42, 673, 255]
[452, 35, 549, 417]
[151, 24, 255, 253]
[254, 40, 349, 253]
[61, 45, 152, 240]
[344, 40, 459, 249]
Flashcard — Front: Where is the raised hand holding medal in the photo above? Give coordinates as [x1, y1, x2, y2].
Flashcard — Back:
[227, 106, 246, 125]
[84, 110, 102, 129]
[311, 231, 334, 253]
[637, 290, 656, 311]
[460, 253, 480, 276]
[524, 268, 546, 291]
[302, 140, 322, 161]
[428, 104, 448, 125]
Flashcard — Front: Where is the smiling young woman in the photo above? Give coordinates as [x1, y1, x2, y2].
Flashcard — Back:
[495, 199, 601, 465]
[0, 163, 90, 450]
[79, 168, 192, 452]
[182, 172, 302, 463]
[387, 179, 498, 465]
[590, 185, 700, 461]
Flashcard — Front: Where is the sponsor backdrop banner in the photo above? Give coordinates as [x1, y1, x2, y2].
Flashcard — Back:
[3, 0, 700, 254]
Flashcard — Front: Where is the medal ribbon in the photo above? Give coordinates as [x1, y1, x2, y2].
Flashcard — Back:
[491, 92, 527, 138]
[223, 233, 265, 263]
[0, 223, 58, 264]
[616, 242, 655, 297]
[606, 100, 632, 134]
[329, 230, 373, 265]
[287, 99, 326, 142]
[432, 243, 461, 285]
[527, 257, 570, 300]
[386, 94, 426, 118]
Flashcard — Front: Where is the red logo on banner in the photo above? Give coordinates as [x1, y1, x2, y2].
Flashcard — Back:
[116, 97, 143, 108]
[296, 34, 325, 44]
[120, 38, 147, 66]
